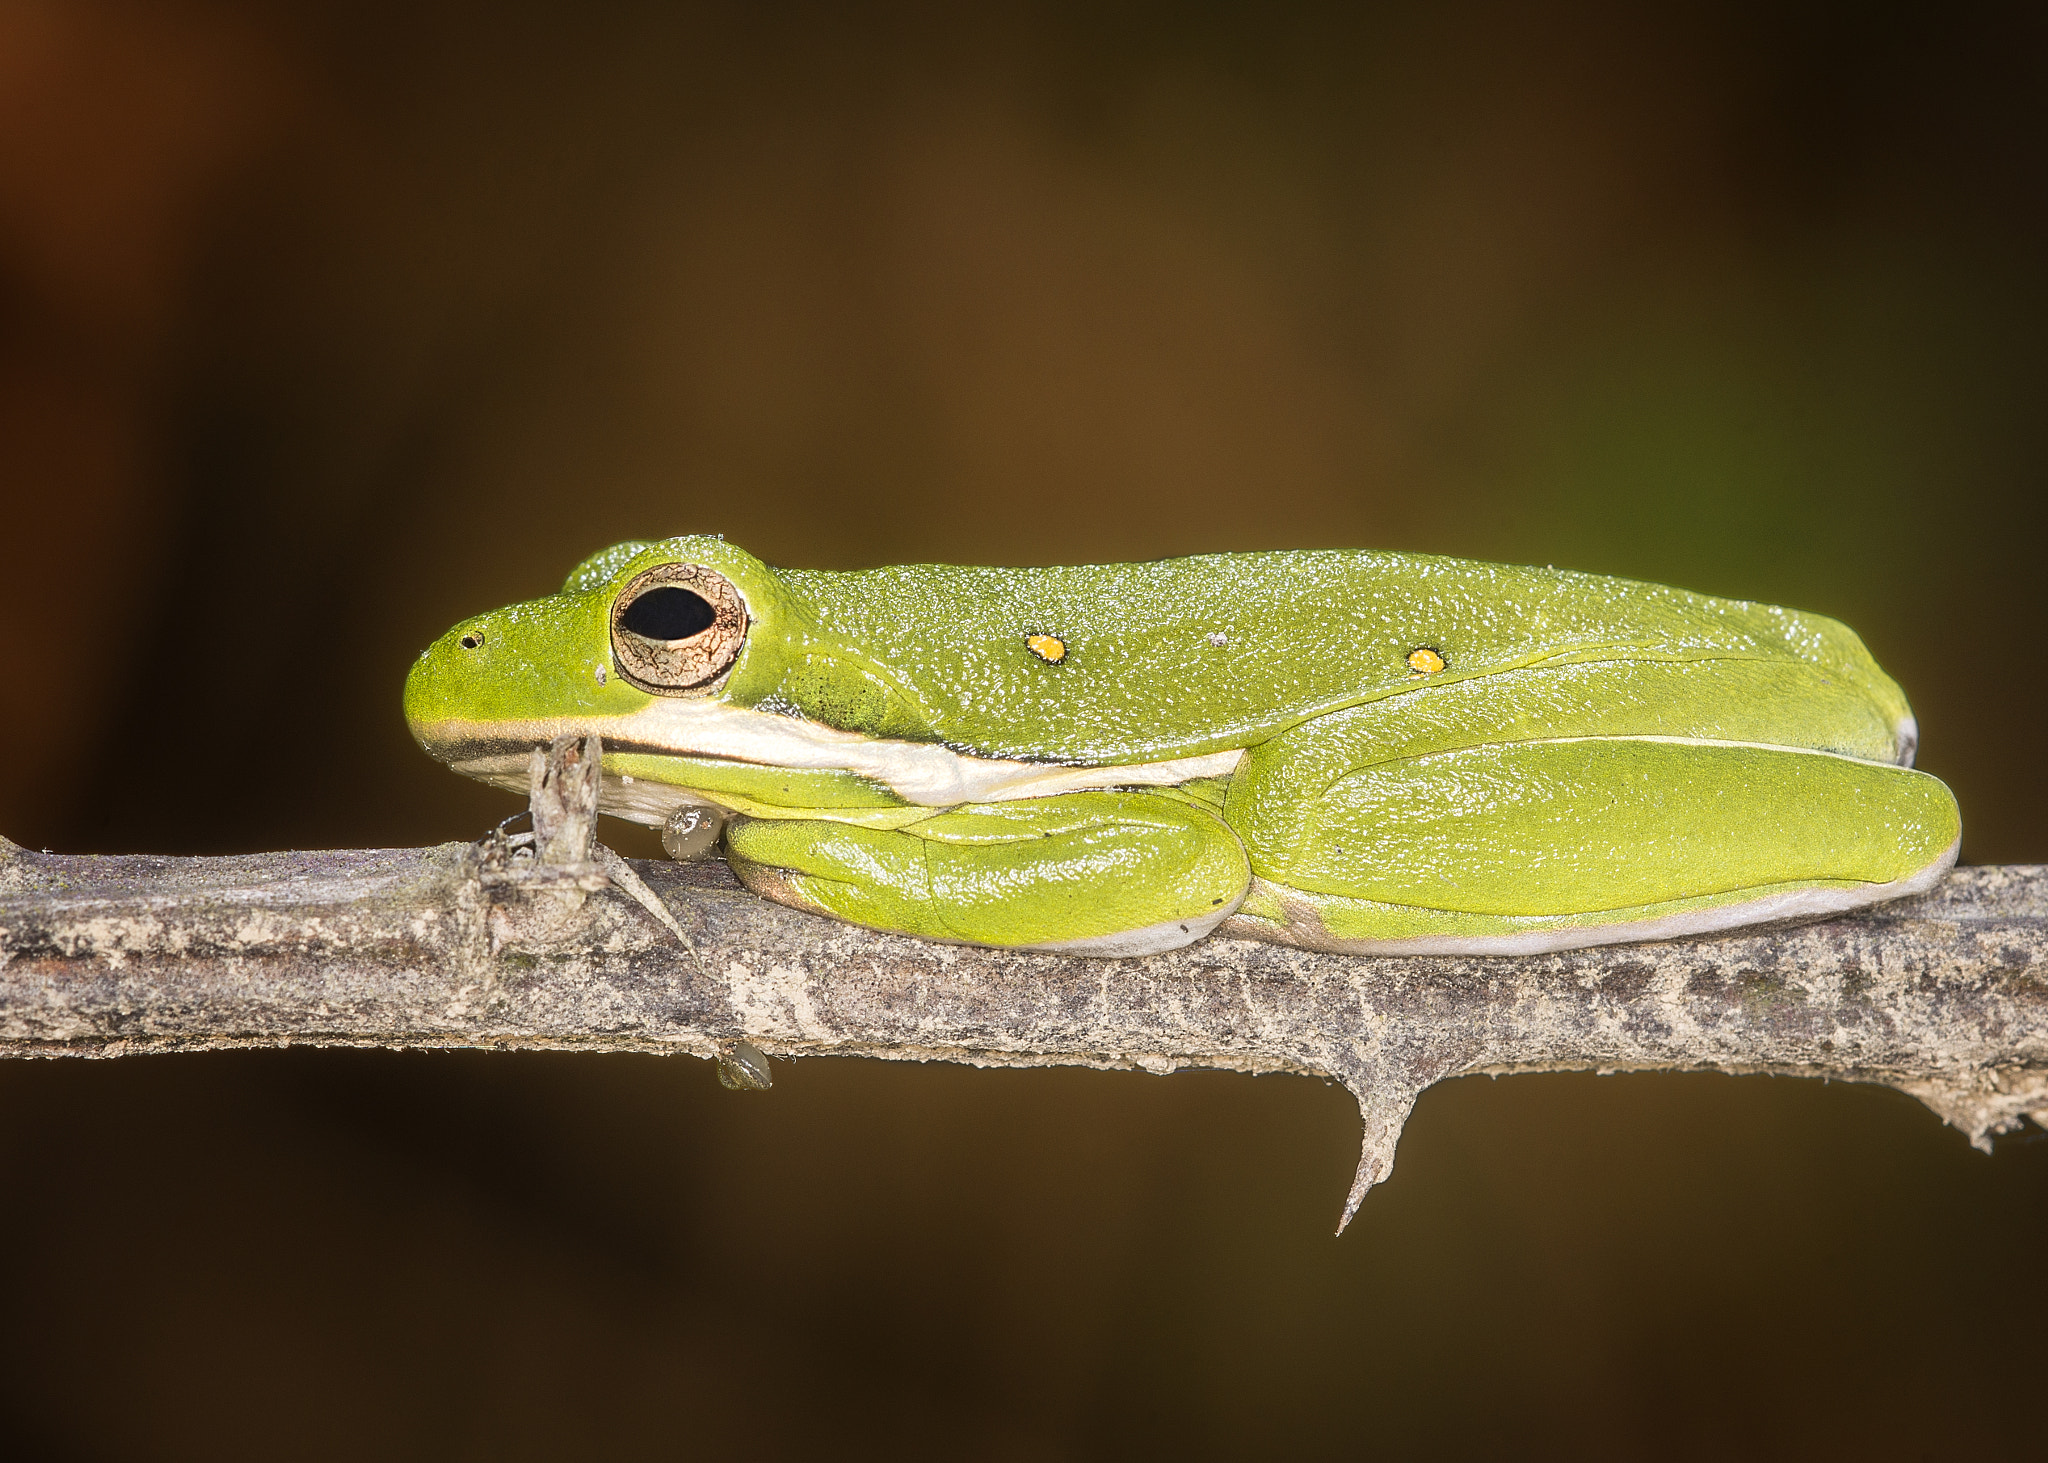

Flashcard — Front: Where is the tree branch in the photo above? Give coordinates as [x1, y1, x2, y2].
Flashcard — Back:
[4, 737, 2044, 1229]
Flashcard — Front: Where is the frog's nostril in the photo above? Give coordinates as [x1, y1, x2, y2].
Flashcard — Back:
[460, 630, 485, 650]
[1895, 715, 1919, 768]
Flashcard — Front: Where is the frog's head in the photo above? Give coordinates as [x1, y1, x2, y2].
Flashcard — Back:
[404, 535, 811, 772]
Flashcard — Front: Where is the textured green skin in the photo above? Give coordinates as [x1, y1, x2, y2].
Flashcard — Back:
[405, 536, 1960, 952]
[729, 793, 1250, 948]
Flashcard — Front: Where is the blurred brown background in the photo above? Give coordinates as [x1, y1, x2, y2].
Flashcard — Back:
[2, 0, 2044, 1456]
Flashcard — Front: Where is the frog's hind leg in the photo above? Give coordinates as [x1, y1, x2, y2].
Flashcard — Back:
[1223, 735, 1960, 956]
[724, 790, 1251, 954]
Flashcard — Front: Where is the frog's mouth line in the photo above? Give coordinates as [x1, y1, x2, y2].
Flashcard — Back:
[415, 695, 1245, 810]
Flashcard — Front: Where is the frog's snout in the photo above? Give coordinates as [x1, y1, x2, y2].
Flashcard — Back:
[403, 617, 491, 757]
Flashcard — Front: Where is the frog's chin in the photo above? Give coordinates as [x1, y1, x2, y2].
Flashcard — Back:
[422, 696, 1242, 811]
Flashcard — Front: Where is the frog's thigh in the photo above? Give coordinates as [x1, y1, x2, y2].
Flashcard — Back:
[1224, 738, 1960, 955]
[725, 791, 1252, 954]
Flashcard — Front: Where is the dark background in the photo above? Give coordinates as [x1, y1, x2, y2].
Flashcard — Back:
[3, 1, 2045, 1456]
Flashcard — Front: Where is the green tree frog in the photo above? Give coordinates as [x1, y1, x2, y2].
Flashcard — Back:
[406, 537, 1960, 957]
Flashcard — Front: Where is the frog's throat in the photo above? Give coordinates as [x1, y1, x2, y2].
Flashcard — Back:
[421, 696, 1245, 808]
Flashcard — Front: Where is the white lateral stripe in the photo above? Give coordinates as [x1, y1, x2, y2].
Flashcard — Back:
[432, 698, 1245, 805]
[957, 749, 1244, 801]
[624, 699, 1244, 802]
[1408, 733, 1912, 767]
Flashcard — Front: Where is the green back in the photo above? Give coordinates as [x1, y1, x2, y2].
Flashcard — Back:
[761, 550, 1904, 764]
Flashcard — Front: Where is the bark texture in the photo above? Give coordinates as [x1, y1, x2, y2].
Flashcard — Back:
[4, 739, 2044, 1228]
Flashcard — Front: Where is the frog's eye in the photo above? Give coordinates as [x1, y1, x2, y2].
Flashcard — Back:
[610, 563, 748, 693]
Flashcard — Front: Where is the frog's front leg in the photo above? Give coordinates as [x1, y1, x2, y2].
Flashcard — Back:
[724, 791, 1251, 954]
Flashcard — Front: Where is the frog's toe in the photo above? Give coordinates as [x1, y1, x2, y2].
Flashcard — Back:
[726, 857, 825, 919]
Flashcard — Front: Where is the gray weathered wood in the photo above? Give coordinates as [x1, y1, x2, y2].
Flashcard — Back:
[3, 737, 2043, 1228]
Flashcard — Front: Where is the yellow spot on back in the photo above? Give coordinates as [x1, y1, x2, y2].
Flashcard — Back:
[1407, 646, 1446, 676]
[1026, 634, 1067, 664]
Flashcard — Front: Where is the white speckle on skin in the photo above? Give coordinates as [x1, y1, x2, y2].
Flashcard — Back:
[1207, 631, 1228, 646]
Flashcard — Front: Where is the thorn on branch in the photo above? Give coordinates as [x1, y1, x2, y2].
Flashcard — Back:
[717, 1040, 774, 1091]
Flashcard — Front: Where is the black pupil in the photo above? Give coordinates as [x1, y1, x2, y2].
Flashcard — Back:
[620, 586, 716, 640]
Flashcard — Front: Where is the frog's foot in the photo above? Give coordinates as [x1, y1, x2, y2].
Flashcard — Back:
[725, 790, 1251, 954]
